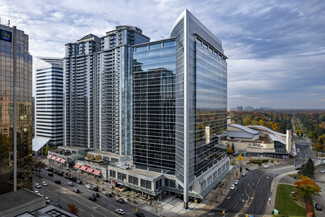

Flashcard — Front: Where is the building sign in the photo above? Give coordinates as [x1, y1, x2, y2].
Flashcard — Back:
[0, 29, 12, 42]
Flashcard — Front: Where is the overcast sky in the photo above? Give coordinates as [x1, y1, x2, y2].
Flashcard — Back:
[1, 0, 324, 109]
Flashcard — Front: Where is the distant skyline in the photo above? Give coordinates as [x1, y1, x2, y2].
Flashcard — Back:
[1, 0, 324, 109]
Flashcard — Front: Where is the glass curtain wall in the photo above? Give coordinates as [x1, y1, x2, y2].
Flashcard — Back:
[133, 40, 176, 173]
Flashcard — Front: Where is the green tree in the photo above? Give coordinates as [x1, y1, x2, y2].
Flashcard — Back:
[45, 145, 50, 155]
[298, 158, 315, 179]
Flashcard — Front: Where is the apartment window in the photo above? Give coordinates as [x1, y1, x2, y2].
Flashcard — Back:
[213, 171, 218, 180]
[170, 180, 176, 188]
[140, 179, 151, 190]
[155, 179, 162, 190]
[110, 170, 116, 178]
[207, 176, 212, 186]
[128, 175, 139, 185]
[117, 172, 126, 181]
[201, 180, 206, 190]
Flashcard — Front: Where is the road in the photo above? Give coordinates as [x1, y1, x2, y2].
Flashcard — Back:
[210, 169, 272, 217]
[295, 137, 315, 167]
[34, 169, 156, 217]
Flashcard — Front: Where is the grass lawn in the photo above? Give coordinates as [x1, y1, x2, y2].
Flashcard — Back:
[274, 184, 306, 217]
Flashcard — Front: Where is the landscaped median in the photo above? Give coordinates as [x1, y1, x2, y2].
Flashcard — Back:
[274, 184, 306, 216]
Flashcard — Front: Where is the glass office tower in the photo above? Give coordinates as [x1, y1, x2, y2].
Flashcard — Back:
[170, 10, 228, 208]
[133, 39, 176, 173]
[0, 24, 33, 194]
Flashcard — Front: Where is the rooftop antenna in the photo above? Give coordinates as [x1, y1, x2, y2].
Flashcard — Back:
[8, 20, 10, 27]
[160, 36, 164, 39]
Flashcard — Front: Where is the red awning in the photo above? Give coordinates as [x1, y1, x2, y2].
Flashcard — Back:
[80, 166, 87, 171]
[47, 155, 52, 159]
[74, 164, 81, 168]
[51, 156, 57, 160]
[93, 170, 101, 176]
[56, 157, 61, 162]
[86, 168, 94, 173]
[60, 159, 66, 163]
[112, 180, 118, 184]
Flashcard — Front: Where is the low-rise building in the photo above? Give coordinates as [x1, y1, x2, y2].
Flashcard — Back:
[221, 123, 293, 158]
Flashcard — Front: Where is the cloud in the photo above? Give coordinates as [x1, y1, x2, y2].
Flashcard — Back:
[0, 0, 324, 109]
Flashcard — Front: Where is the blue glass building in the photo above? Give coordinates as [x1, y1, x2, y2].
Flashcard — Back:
[133, 10, 229, 207]
[133, 39, 176, 174]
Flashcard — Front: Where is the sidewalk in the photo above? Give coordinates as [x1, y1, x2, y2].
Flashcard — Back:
[264, 170, 297, 216]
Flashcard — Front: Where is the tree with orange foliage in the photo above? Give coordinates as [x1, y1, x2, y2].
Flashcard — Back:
[68, 204, 79, 215]
[294, 176, 321, 198]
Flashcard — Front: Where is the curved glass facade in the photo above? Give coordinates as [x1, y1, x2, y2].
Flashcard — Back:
[0, 25, 32, 194]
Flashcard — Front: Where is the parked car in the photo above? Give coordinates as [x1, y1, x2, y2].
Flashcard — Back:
[48, 173, 53, 177]
[89, 196, 97, 201]
[34, 190, 40, 195]
[93, 193, 100, 198]
[42, 181, 48, 186]
[264, 164, 270, 168]
[55, 180, 61, 184]
[69, 177, 77, 182]
[135, 212, 145, 217]
[117, 198, 125, 204]
[315, 203, 322, 211]
[245, 167, 251, 171]
[242, 171, 247, 177]
[54, 201, 62, 208]
[230, 184, 235, 190]
[67, 181, 74, 186]
[34, 183, 41, 188]
[105, 192, 112, 197]
[73, 188, 80, 193]
[45, 196, 51, 203]
[320, 170, 325, 173]
[58, 172, 64, 176]
[116, 209, 125, 215]
[48, 168, 53, 172]
[91, 186, 99, 192]
[76, 180, 83, 184]
[234, 180, 239, 185]
[86, 184, 92, 189]
[44, 167, 49, 170]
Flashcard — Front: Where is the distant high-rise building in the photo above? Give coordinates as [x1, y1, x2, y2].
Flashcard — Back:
[244, 106, 254, 111]
[0, 24, 32, 194]
[235, 106, 243, 111]
[35, 57, 63, 146]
